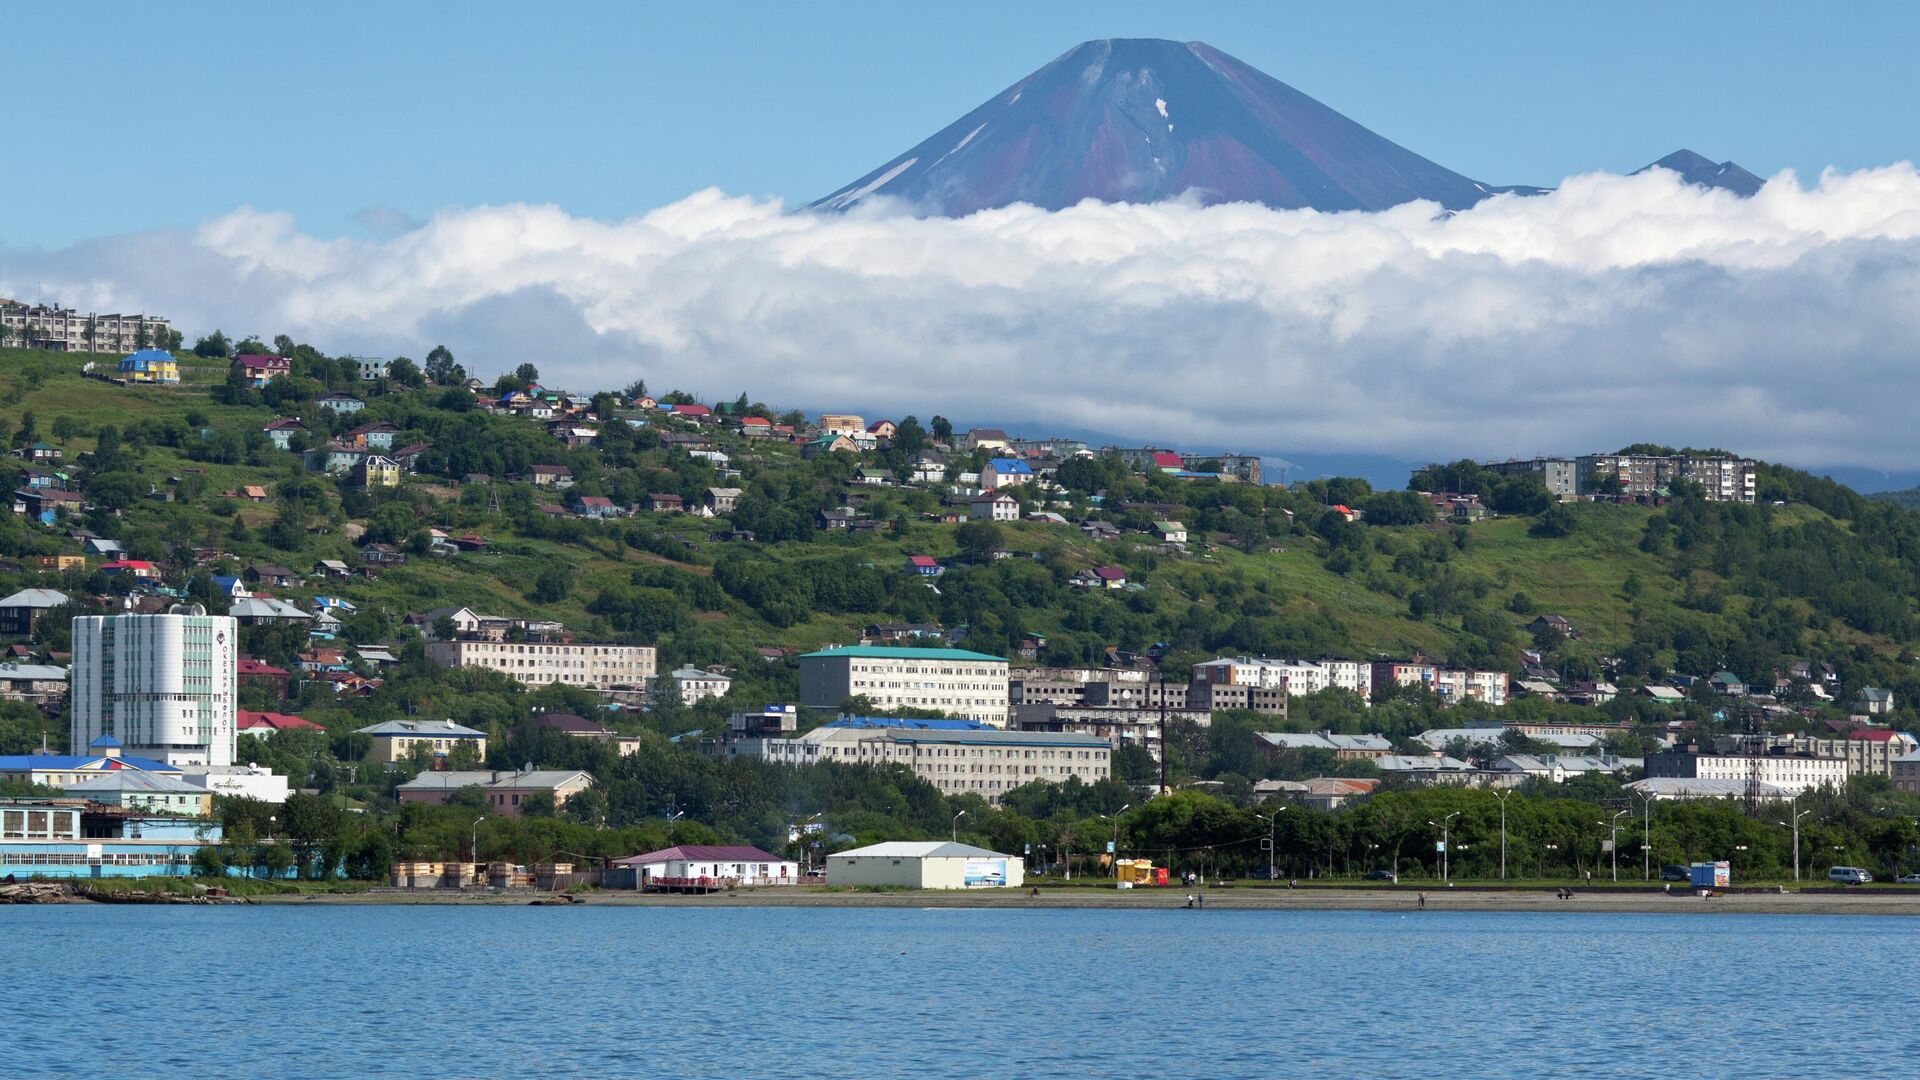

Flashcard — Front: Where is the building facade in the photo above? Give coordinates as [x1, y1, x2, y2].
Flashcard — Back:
[1, 302, 172, 354]
[827, 841, 1025, 889]
[355, 719, 489, 766]
[798, 646, 1009, 727]
[70, 608, 238, 768]
[424, 639, 656, 690]
[758, 719, 1109, 804]
[1645, 747, 1849, 796]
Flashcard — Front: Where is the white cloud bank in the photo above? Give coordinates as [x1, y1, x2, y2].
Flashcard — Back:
[10, 164, 1920, 469]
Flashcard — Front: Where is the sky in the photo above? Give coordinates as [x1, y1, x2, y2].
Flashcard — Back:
[6, 2, 1920, 487]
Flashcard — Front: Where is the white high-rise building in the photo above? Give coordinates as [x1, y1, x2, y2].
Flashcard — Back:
[71, 606, 238, 768]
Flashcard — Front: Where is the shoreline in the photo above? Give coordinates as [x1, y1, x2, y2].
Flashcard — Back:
[233, 885, 1920, 916]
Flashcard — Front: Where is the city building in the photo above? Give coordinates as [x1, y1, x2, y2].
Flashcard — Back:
[0, 738, 179, 788]
[179, 764, 291, 804]
[233, 354, 291, 387]
[1191, 657, 1375, 701]
[1893, 752, 1920, 796]
[611, 844, 797, 889]
[826, 841, 1024, 889]
[1371, 661, 1510, 706]
[798, 646, 1010, 727]
[0, 588, 69, 636]
[0, 302, 172, 354]
[355, 718, 489, 766]
[0, 662, 68, 706]
[1253, 731, 1394, 759]
[395, 768, 593, 816]
[0, 797, 219, 879]
[1010, 702, 1207, 761]
[1644, 746, 1849, 797]
[756, 717, 1108, 804]
[423, 638, 656, 691]
[1624, 777, 1795, 802]
[981, 458, 1033, 489]
[1574, 452, 1757, 504]
[966, 492, 1021, 522]
[70, 606, 239, 768]
[665, 665, 732, 704]
[1484, 457, 1580, 500]
[63, 770, 213, 816]
[238, 710, 324, 737]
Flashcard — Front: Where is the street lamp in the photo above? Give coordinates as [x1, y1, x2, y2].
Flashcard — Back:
[1778, 798, 1813, 882]
[1107, 804, 1131, 881]
[1544, 842, 1559, 879]
[1491, 789, 1515, 880]
[267, 815, 276, 842]
[471, 815, 487, 884]
[952, 809, 968, 842]
[1600, 810, 1629, 882]
[1428, 812, 1460, 882]
[1632, 788, 1658, 881]
[1255, 808, 1286, 882]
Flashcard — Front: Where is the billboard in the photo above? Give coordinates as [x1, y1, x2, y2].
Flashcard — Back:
[962, 858, 1008, 888]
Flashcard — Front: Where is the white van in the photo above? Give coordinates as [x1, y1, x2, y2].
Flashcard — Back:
[1829, 866, 1873, 885]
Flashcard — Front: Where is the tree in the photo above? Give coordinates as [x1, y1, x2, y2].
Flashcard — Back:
[622, 379, 648, 400]
[930, 416, 953, 443]
[956, 520, 1005, 561]
[424, 345, 457, 384]
[387, 356, 424, 386]
[514, 363, 540, 385]
[192, 330, 233, 358]
[1530, 504, 1577, 538]
[893, 415, 927, 453]
[531, 566, 570, 603]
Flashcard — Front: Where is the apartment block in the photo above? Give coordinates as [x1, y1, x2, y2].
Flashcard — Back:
[756, 717, 1108, 805]
[798, 646, 1009, 727]
[1, 301, 172, 354]
[424, 638, 656, 690]
[71, 607, 238, 768]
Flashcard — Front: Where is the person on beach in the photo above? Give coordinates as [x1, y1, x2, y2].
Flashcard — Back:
[1417, 892, 1427, 909]
[1185, 893, 1194, 909]
[1196, 892, 1204, 909]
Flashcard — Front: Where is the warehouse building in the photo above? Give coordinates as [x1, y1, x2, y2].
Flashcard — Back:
[826, 841, 1024, 889]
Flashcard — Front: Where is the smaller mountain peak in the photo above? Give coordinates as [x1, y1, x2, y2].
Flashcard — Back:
[1636, 148, 1764, 197]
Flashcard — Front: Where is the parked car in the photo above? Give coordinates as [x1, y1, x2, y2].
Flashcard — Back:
[1828, 866, 1873, 885]
[1896, 874, 1920, 885]
[1362, 869, 1397, 882]
[1659, 865, 1691, 882]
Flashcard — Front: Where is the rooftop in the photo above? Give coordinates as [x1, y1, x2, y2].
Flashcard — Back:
[800, 646, 1007, 663]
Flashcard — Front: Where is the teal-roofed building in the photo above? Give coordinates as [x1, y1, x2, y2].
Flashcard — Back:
[798, 645, 1010, 727]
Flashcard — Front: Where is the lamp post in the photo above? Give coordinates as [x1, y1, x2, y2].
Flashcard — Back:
[1778, 799, 1812, 882]
[1429, 812, 1460, 882]
[470, 815, 487, 883]
[1108, 804, 1131, 881]
[1632, 788, 1657, 881]
[1544, 842, 1559, 878]
[1491, 789, 1515, 880]
[952, 809, 968, 842]
[1256, 808, 1284, 882]
[1600, 809, 1629, 882]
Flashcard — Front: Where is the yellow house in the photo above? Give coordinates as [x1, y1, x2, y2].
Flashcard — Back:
[116, 349, 180, 384]
[35, 555, 86, 571]
[355, 719, 489, 765]
[350, 454, 400, 489]
[818, 414, 866, 435]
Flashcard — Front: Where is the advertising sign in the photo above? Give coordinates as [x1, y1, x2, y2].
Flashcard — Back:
[962, 858, 1008, 888]
[1434, 841, 1446, 853]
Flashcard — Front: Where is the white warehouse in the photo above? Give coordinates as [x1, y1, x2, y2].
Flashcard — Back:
[826, 841, 1025, 889]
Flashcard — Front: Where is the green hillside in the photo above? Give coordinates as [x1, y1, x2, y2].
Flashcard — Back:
[0, 342, 1915, 701]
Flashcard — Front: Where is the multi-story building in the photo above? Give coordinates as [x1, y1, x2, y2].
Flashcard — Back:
[0, 301, 172, 354]
[1893, 752, 1920, 796]
[1483, 457, 1579, 500]
[423, 638, 656, 691]
[1574, 453, 1757, 504]
[756, 717, 1109, 805]
[1190, 657, 1374, 701]
[1372, 661, 1510, 706]
[664, 665, 732, 704]
[800, 646, 1009, 727]
[396, 768, 594, 816]
[70, 607, 238, 768]
[1010, 702, 1209, 761]
[1738, 730, 1918, 778]
[1644, 746, 1849, 796]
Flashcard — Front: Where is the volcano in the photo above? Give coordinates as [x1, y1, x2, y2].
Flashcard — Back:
[812, 38, 1537, 215]
[1634, 149, 1765, 196]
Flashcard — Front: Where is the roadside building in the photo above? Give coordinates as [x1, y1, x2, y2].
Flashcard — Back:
[355, 718, 489, 766]
[395, 768, 593, 816]
[826, 841, 1024, 889]
[0, 797, 219, 879]
[611, 844, 796, 890]
[798, 646, 1010, 727]
[63, 770, 213, 816]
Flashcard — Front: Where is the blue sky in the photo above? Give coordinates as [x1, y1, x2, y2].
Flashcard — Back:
[4, 0, 1916, 248]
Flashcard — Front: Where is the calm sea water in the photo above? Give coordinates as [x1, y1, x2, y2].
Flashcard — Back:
[2, 904, 1912, 1078]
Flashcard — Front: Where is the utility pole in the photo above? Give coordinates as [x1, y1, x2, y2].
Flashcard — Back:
[1634, 789, 1657, 881]
[471, 815, 487, 884]
[1492, 789, 1514, 880]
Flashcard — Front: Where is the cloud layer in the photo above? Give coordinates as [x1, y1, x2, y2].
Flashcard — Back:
[9, 164, 1920, 470]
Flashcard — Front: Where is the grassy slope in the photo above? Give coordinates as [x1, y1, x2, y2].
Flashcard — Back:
[0, 345, 1900, 668]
